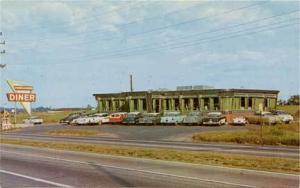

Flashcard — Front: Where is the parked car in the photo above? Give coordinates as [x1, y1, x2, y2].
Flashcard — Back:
[260, 111, 282, 125]
[59, 112, 85, 124]
[232, 116, 248, 125]
[108, 112, 128, 124]
[138, 113, 161, 125]
[122, 112, 142, 125]
[71, 113, 108, 125]
[202, 112, 226, 126]
[160, 111, 185, 125]
[23, 116, 43, 124]
[271, 110, 294, 124]
[182, 111, 202, 125]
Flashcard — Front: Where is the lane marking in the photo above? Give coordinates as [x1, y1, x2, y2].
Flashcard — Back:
[2, 144, 299, 178]
[0, 169, 73, 188]
[1, 150, 256, 188]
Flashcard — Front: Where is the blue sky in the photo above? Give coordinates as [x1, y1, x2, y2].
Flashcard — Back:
[0, 0, 299, 108]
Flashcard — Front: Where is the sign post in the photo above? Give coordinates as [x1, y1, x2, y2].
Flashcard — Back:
[6, 80, 36, 124]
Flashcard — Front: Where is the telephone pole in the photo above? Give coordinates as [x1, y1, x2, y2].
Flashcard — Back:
[0, 31, 6, 130]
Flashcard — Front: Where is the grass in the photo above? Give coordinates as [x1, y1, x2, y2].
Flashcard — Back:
[1, 138, 299, 174]
[193, 123, 300, 146]
[277, 105, 299, 116]
[14, 110, 96, 124]
[48, 129, 100, 136]
[277, 105, 300, 121]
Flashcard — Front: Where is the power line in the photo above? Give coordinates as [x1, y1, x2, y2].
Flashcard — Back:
[78, 9, 299, 57]
[99, 20, 300, 60]
[9, 18, 298, 66]
[9, 1, 267, 45]
[62, 18, 299, 61]
[39, 10, 298, 61]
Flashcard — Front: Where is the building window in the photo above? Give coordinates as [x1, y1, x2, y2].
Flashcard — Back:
[115, 100, 119, 110]
[154, 99, 160, 112]
[204, 98, 209, 110]
[142, 99, 147, 111]
[184, 98, 189, 110]
[174, 98, 179, 110]
[165, 99, 170, 110]
[248, 98, 252, 108]
[133, 99, 138, 110]
[193, 98, 199, 110]
[108, 100, 112, 111]
[264, 98, 268, 108]
[241, 97, 245, 108]
[213, 97, 219, 110]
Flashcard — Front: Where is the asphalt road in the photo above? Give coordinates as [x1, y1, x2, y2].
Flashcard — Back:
[2, 132, 299, 159]
[1, 144, 299, 188]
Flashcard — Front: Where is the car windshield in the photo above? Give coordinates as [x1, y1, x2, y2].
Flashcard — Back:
[207, 113, 221, 117]
[263, 112, 273, 116]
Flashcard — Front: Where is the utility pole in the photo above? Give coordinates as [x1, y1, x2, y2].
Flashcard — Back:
[130, 74, 133, 92]
[0, 31, 6, 130]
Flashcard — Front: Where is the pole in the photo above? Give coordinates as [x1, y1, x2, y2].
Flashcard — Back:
[0, 65, 6, 131]
[130, 74, 133, 92]
[14, 102, 17, 125]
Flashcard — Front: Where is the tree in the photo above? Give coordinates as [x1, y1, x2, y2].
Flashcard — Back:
[287, 95, 300, 105]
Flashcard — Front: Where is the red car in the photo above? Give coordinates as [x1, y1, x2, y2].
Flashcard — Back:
[108, 112, 128, 124]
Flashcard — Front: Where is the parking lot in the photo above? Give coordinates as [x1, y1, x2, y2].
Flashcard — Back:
[10, 124, 246, 141]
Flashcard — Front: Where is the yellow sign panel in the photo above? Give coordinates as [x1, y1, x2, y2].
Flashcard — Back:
[7, 80, 35, 115]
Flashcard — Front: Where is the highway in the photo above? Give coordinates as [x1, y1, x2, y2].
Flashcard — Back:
[1, 144, 299, 188]
[2, 132, 299, 159]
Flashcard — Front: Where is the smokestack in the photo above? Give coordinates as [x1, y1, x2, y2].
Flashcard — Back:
[130, 74, 133, 92]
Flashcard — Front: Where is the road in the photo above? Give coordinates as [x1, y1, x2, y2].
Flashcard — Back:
[2, 132, 299, 159]
[1, 144, 299, 188]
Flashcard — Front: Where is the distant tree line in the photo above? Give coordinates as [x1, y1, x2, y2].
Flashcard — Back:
[278, 95, 300, 105]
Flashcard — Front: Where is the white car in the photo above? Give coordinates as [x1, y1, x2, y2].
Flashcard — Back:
[232, 116, 248, 125]
[71, 113, 108, 125]
[261, 111, 281, 125]
[23, 116, 43, 125]
[271, 110, 294, 124]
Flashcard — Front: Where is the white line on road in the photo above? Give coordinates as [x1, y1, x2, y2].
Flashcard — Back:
[0, 169, 73, 188]
[1, 150, 256, 188]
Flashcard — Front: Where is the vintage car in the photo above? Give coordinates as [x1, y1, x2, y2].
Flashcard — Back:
[260, 111, 282, 125]
[138, 113, 161, 125]
[71, 113, 108, 125]
[108, 112, 128, 124]
[232, 116, 248, 125]
[182, 111, 202, 125]
[59, 112, 85, 124]
[202, 112, 226, 126]
[122, 112, 142, 125]
[23, 116, 43, 125]
[271, 110, 294, 124]
[160, 111, 185, 125]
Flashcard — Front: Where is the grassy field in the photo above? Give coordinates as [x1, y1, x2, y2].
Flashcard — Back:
[48, 129, 100, 136]
[1, 138, 299, 174]
[277, 105, 299, 120]
[193, 123, 300, 146]
[14, 110, 87, 124]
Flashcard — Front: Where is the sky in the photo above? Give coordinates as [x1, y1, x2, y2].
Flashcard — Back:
[0, 0, 299, 108]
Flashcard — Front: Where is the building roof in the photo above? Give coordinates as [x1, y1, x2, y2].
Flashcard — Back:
[93, 89, 279, 97]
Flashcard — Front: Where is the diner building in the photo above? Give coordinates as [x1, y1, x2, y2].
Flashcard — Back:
[93, 88, 279, 113]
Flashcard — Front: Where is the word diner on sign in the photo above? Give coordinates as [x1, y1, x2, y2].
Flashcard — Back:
[7, 93, 36, 102]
